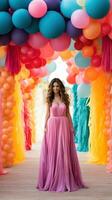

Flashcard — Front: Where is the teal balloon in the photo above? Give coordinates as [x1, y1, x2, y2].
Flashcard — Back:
[85, 0, 110, 19]
[9, 0, 32, 10]
[12, 9, 32, 29]
[68, 39, 75, 50]
[47, 62, 56, 73]
[0, 57, 6, 67]
[60, 0, 81, 18]
[74, 52, 91, 68]
[39, 11, 65, 38]
[25, 19, 39, 34]
[77, 84, 91, 98]
[0, 0, 9, 11]
[0, 12, 13, 35]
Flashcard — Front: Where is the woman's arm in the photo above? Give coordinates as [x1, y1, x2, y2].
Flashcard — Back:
[44, 103, 50, 133]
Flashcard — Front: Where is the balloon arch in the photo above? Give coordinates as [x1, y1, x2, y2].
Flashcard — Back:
[0, 0, 112, 174]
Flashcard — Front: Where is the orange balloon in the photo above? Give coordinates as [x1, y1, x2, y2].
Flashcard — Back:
[82, 46, 95, 57]
[67, 74, 76, 84]
[1, 71, 8, 78]
[83, 67, 99, 82]
[70, 65, 79, 75]
[2, 134, 8, 142]
[83, 21, 101, 40]
[40, 42, 54, 58]
[3, 83, 10, 90]
[6, 76, 14, 83]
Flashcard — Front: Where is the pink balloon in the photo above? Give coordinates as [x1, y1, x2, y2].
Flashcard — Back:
[75, 73, 84, 84]
[28, 0, 47, 18]
[28, 33, 49, 49]
[30, 67, 47, 78]
[71, 9, 90, 29]
[40, 43, 54, 58]
[50, 33, 71, 51]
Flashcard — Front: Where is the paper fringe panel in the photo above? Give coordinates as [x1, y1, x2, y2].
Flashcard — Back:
[104, 76, 112, 173]
[89, 72, 110, 164]
[12, 78, 25, 165]
[72, 85, 90, 152]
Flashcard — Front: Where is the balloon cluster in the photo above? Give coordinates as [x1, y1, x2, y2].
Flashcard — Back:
[0, 69, 15, 167]
[0, 0, 112, 80]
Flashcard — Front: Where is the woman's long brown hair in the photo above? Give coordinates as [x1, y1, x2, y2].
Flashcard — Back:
[46, 78, 70, 111]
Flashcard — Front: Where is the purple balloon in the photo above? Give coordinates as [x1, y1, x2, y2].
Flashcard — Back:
[44, 0, 61, 10]
[66, 20, 82, 39]
[0, 33, 11, 45]
[11, 29, 28, 45]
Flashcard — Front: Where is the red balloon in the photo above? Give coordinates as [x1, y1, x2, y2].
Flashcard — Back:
[25, 63, 34, 70]
[74, 39, 84, 50]
[91, 55, 101, 67]
[20, 55, 30, 64]
[79, 35, 93, 46]
[40, 58, 46, 66]
[101, 23, 111, 37]
[32, 58, 42, 68]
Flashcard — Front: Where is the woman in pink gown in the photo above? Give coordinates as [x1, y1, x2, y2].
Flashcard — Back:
[37, 78, 86, 192]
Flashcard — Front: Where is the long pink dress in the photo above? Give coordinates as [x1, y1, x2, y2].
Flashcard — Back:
[37, 102, 86, 192]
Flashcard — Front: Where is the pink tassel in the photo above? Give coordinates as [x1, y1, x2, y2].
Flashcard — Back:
[5, 45, 21, 75]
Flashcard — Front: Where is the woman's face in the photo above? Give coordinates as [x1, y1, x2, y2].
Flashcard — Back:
[52, 82, 60, 94]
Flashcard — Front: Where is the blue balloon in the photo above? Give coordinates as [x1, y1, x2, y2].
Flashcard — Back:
[77, 84, 91, 98]
[44, 0, 61, 10]
[74, 52, 91, 68]
[85, 0, 110, 19]
[0, 0, 9, 11]
[11, 29, 28, 45]
[25, 19, 39, 34]
[12, 9, 32, 29]
[47, 62, 56, 73]
[39, 11, 65, 38]
[0, 12, 13, 35]
[0, 57, 6, 67]
[60, 0, 81, 18]
[9, 0, 32, 10]
[66, 20, 82, 39]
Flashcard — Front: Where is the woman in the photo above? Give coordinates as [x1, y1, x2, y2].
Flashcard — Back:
[37, 78, 86, 192]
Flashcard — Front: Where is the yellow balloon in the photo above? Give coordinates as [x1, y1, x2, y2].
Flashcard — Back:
[60, 50, 73, 60]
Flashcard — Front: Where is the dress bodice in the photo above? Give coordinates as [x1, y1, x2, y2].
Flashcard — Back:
[50, 102, 66, 117]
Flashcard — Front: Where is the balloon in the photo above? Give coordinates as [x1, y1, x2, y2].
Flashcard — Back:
[40, 43, 54, 58]
[46, 62, 56, 73]
[91, 55, 101, 67]
[82, 46, 95, 57]
[0, 34, 11, 46]
[76, 0, 86, 7]
[28, 0, 47, 18]
[101, 23, 111, 37]
[79, 35, 93, 46]
[11, 29, 28, 45]
[74, 52, 91, 68]
[0, 12, 13, 35]
[71, 9, 90, 29]
[85, 0, 110, 19]
[75, 73, 84, 84]
[25, 18, 39, 34]
[50, 33, 71, 51]
[0, 57, 6, 66]
[60, 0, 81, 18]
[0, 0, 9, 11]
[28, 32, 49, 49]
[83, 67, 99, 82]
[60, 50, 73, 60]
[9, 0, 32, 10]
[77, 83, 91, 98]
[66, 20, 82, 39]
[74, 39, 84, 50]
[39, 11, 65, 38]
[12, 9, 32, 29]
[67, 74, 76, 84]
[83, 21, 101, 40]
[44, 0, 60, 10]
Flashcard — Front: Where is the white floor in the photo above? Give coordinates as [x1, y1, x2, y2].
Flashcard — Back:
[0, 143, 112, 200]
